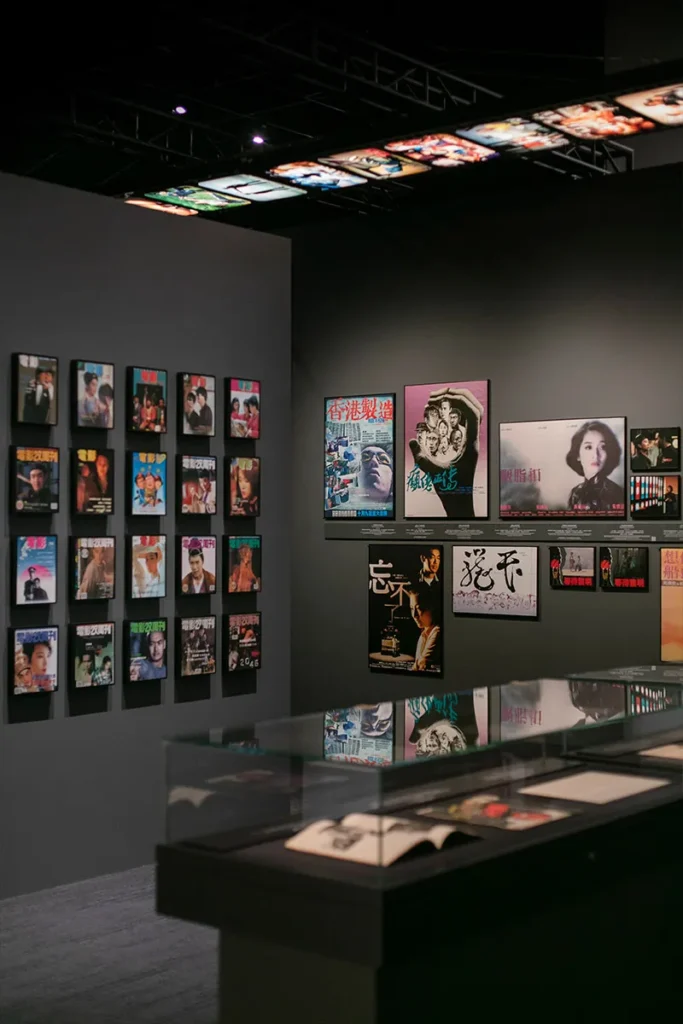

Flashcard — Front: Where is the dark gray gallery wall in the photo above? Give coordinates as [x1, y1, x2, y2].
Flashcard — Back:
[0, 172, 291, 898]
[290, 164, 683, 714]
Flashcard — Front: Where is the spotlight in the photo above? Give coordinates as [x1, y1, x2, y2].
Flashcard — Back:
[173, 105, 187, 115]
[252, 134, 265, 145]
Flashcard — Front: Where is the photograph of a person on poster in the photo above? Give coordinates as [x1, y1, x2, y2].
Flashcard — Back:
[128, 367, 167, 433]
[74, 361, 115, 428]
[180, 373, 215, 436]
[368, 545, 443, 675]
[15, 354, 58, 425]
[127, 620, 168, 681]
[13, 627, 59, 694]
[74, 448, 114, 515]
[500, 418, 625, 518]
[405, 382, 488, 519]
[325, 395, 395, 519]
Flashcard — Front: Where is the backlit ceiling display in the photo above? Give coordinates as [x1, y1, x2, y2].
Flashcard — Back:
[198, 174, 305, 202]
[267, 161, 365, 189]
[384, 133, 498, 167]
[616, 84, 683, 126]
[144, 186, 250, 212]
[125, 198, 198, 216]
[533, 101, 656, 139]
[320, 148, 429, 179]
[456, 118, 569, 153]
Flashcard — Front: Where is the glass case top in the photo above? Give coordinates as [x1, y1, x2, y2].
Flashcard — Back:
[168, 676, 683, 769]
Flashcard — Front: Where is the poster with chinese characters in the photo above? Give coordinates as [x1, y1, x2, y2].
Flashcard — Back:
[452, 546, 538, 618]
[323, 704, 394, 765]
[661, 549, 683, 663]
[13, 626, 59, 694]
[404, 381, 488, 519]
[499, 678, 625, 740]
[499, 418, 626, 518]
[74, 361, 114, 428]
[368, 544, 443, 675]
[325, 395, 395, 519]
[127, 366, 168, 433]
[15, 535, 57, 605]
[71, 623, 114, 687]
[73, 448, 114, 515]
[599, 547, 649, 592]
[549, 547, 596, 590]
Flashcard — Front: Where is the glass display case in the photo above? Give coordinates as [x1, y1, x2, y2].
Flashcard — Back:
[165, 677, 683, 870]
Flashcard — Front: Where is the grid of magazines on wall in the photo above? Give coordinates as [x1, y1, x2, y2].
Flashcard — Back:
[324, 386, 683, 673]
[10, 353, 262, 696]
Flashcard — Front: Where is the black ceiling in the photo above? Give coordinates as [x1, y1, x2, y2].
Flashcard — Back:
[2, 12, 677, 231]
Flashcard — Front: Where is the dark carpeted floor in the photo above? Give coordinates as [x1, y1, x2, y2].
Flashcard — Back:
[0, 866, 217, 1024]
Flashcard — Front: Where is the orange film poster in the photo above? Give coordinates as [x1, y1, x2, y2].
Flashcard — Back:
[661, 549, 683, 662]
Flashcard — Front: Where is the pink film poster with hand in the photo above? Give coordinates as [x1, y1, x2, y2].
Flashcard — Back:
[404, 381, 489, 518]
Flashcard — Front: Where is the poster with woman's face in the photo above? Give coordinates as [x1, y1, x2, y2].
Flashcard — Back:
[368, 544, 443, 676]
[229, 457, 260, 517]
[499, 418, 626, 518]
[405, 381, 488, 519]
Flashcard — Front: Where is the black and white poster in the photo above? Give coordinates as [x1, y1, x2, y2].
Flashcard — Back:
[452, 545, 539, 618]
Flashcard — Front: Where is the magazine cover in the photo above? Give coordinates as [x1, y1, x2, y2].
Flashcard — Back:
[127, 366, 168, 433]
[228, 378, 261, 438]
[130, 535, 166, 599]
[130, 452, 167, 515]
[71, 622, 115, 687]
[15, 535, 57, 605]
[178, 616, 216, 676]
[325, 395, 394, 519]
[229, 457, 260, 516]
[14, 353, 58, 425]
[226, 613, 262, 672]
[180, 372, 216, 436]
[73, 448, 114, 515]
[126, 619, 168, 681]
[74, 361, 115, 428]
[178, 535, 217, 595]
[323, 704, 393, 765]
[368, 544, 443, 675]
[12, 446, 60, 514]
[227, 536, 261, 593]
[179, 455, 217, 514]
[404, 381, 488, 518]
[73, 537, 115, 600]
[13, 626, 59, 694]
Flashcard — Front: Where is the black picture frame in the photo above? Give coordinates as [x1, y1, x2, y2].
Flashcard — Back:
[128, 534, 168, 600]
[548, 546, 597, 592]
[499, 416, 627, 521]
[227, 456, 261, 518]
[71, 359, 115, 430]
[13, 534, 58, 607]
[10, 625, 60, 695]
[324, 393, 396, 521]
[126, 365, 168, 434]
[225, 612, 262, 673]
[12, 352, 59, 426]
[176, 614, 217, 677]
[226, 377, 261, 440]
[10, 445, 60, 515]
[69, 622, 115, 688]
[630, 427, 681, 473]
[177, 454, 217, 516]
[71, 536, 116, 602]
[176, 535, 218, 597]
[124, 617, 169, 683]
[226, 535, 262, 594]
[177, 371, 217, 438]
[630, 474, 681, 521]
[72, 447, 115, 516]
[128, 451, 168, 517]
[599, 547, 649, 593]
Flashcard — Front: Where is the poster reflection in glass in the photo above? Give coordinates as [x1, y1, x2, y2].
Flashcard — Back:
[73, 361, 114, 428]
[368, 544, 443, 675]
[324, 704, 393, 765]
[661, 549, 683, 663]
[453, 545, 538, 618]
[325, 395, 395, 519]
[599, 547, 648, 592]
[74, 448, 114, 515]
[14, 353, 58, 425]
[13, 626, 59, 694]
[404, 692, 480, 759]
[404, 381, 488, 518]
[499, 418, 625, 518]
[549, 547, 596, 590]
